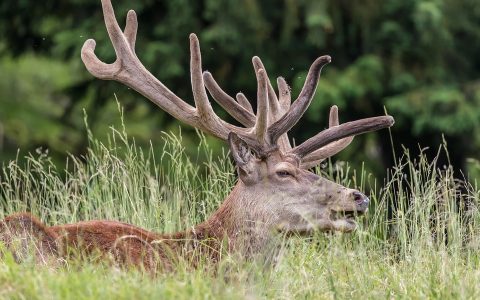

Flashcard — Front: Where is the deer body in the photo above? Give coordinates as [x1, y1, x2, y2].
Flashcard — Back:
[0, 0, 394, 272]
[1, 212, 221, 270]
[0, 151, 373, 271]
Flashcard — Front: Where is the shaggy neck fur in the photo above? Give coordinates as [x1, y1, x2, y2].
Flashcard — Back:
[164, 181, 280, 265]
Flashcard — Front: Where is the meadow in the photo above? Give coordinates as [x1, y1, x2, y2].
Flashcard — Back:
[0, 118, 479, 300]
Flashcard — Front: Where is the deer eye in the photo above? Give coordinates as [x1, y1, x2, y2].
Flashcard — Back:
[276, 170, 293, 177]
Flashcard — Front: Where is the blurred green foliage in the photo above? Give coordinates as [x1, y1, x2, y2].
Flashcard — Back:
[0, 0, 479, 179]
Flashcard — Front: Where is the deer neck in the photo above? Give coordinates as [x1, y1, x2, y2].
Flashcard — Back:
[193, 181, 280, 258]
[157, 181, 279, 264]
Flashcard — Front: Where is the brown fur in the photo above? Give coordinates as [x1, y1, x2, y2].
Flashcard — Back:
[0, 213, 59, 264]
[0, 211, 230, 272]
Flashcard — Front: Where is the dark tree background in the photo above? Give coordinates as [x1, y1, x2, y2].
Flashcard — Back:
[1, 0, 480, 180]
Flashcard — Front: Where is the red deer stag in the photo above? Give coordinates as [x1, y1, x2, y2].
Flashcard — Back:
[0, 0, 394, 271]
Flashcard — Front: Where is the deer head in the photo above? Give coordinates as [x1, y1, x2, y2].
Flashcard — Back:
[81, 0, 394, 253]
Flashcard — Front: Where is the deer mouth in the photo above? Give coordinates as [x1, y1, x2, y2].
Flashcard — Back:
[329, 210, 366, 232]
[332, 210, 365, 219]
[276, 210, 367, 235]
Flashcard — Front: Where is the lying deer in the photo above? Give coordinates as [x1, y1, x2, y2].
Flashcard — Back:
[0, 0, 394, 271]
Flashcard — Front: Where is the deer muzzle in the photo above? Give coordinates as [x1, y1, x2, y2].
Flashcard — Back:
[352, 191, 369, 212]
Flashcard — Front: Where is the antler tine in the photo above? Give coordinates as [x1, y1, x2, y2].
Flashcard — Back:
[101, 0, 130, 54]
[300, 140, 352, 169]
[291, 115, 394, 158]
[274, 77, 293, 151]
[300, 106, 354, 169]
[267, 56, 331, 144]
[252, 57, 281, 119]
[329, 105, 339, 126]
[252, 57, 295, 151]
[277, 77, 291, 111]
[82, 40, 118, 79]
[123, 10, 138, 50]
[236, 93, 254, 114]
[203, 71, 255, 127]
[255, 69, 269, 142]
[189, 34, 219, 124]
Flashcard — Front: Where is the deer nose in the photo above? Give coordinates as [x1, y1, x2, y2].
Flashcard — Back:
[352, 191, 369, 210]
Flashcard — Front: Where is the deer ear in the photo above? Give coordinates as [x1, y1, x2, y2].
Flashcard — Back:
[228, 132, 253, 166]
[228, 133, 257, 182]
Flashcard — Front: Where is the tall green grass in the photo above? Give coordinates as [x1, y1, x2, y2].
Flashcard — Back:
[1, 118, 479, 299]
